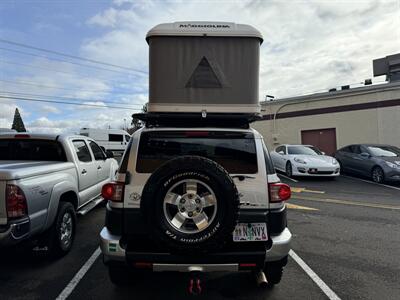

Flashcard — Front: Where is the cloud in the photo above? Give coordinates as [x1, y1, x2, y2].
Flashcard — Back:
[83, 0, 398, 99]
[41, 105, 61, 114]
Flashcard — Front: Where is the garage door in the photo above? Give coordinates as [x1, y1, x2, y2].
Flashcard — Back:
[301, 128, 337, 155]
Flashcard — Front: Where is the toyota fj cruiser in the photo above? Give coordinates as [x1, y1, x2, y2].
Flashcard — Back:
[100, 115, 292, 291]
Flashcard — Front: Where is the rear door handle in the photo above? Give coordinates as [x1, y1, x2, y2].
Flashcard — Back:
[81, 169, 87, 174]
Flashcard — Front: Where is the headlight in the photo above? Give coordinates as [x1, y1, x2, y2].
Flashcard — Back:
[385, 161, 400, 169]
[294, 157, 307, 164]
[332, 159, 338, 165]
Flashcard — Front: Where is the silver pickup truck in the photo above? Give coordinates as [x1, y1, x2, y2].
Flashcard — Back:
[0, 133, 118, 257]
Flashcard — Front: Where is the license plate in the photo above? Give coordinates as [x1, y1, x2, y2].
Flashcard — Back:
[233, 223, 268, 242]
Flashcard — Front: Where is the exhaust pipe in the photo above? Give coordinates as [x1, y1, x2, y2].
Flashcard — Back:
[255, 270, 268, 288]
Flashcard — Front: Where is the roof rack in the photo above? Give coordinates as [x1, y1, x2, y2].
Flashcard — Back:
[132, 112, 262, 129]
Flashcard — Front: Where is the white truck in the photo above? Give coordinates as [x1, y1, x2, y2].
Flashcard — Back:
[0, 133, 118, 257]
[79, 128, 131, 157]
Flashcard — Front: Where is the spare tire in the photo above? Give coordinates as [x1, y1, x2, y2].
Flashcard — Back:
[141, 156, 240, 252]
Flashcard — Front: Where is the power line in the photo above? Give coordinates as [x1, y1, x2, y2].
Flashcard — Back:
[0, 38, 147, 75]
[0, 60, 146, 85]
[0, 95, 141, 110]
[1, 90, 145, 107]
[0, 47, 142, 76]
[0, 79, 145, 96]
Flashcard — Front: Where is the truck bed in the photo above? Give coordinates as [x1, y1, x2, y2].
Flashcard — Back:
[0, 161, 75, 181]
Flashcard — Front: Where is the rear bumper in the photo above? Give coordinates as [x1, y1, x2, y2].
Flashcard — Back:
[100, 227, 292, 272]
[0, 217, 30, 247]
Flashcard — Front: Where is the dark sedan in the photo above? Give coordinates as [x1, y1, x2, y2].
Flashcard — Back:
[334, 144, 400, 183]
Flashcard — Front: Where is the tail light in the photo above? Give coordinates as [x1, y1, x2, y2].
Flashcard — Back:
[6, 184, 28, 219]
[268, 183, 291, 202]
[102, 182, 125, 202]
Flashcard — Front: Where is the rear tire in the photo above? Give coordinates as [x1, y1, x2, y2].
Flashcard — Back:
[371, 166, 384, 183]
[108, 265, 131, 286]
[46, 202, 76, 258]
[263, 256, 287, 287]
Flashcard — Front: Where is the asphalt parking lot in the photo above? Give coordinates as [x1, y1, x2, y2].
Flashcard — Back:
[0, 175, 399, 300]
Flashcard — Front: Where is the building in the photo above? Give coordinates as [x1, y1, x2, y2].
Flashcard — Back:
[252, 54, 400, 155]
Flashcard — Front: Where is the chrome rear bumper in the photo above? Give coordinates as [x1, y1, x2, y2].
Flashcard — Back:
[100, 227, 292, 271]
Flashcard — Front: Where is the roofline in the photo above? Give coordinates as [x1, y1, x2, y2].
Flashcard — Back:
[261, 81, 400, 106]
[146, 21, 263, 43]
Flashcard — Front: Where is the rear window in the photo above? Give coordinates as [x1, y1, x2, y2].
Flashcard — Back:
[136, 131, 258, 174]
[0, 139, 66, 161]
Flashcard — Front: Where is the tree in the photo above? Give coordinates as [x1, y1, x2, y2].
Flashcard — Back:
[129, 103, 147, 133]
[11, 108, 26, 132]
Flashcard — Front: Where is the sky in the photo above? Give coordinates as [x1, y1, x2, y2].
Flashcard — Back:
[0, 0, 399, 134]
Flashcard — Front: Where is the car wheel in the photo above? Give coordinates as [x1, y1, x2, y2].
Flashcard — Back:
[108, 265, 132, 286]
[285, 162, 293, 178]
[141, 156, 240, 253]
[263, 256, 287, 287]
[44, 201, 76, 258]
[371, 166, 384, 183]
[337, 160, 344, 174]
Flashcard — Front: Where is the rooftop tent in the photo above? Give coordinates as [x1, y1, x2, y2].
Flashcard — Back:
[146, 22, 263, 114]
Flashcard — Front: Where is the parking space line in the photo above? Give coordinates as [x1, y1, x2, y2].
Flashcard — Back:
[286, 203, 319, 211]
[56, 247, 101, 300]
[289, 250, 341, 300]
[292, 195, 400, 210]
[342, 175, 400, 191]
[278, 174, 299, 182]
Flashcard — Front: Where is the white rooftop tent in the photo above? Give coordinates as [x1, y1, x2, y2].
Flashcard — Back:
[146, 22, 263, 115]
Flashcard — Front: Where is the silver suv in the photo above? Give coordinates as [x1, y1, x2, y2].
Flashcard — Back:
[100, 123, 292, 291]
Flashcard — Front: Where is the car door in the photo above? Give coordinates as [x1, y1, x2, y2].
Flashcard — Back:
[278, 146, 288, 170]
[88, 140, 110, 183]
[336, 146, 352, 172]
[72, 139, 98, 205]
[354, 145, 376, 176]
[271, 146, 285, 171]
[347, 145, 365, 174]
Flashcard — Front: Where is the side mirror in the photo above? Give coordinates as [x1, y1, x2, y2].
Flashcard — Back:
[321, 151, 325, 155]
[105, 150, 114, 158]
[360, 152, 370, 158]
[278, 151, 285, 155]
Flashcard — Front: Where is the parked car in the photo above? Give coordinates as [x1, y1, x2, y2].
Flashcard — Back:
[270, 144, 340, 178]
[0, 133, 118, 257]
[79, 128, 131, 157]
[334, 144, 400, 183]
[100, 126, 292, 288]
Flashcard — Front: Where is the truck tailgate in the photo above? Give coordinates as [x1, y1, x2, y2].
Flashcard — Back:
[0, 181, 6, 225]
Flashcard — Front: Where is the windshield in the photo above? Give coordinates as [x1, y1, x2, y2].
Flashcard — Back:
[0, 139, 67, 161]
[367, 146, 400, 157]
[287, 146, 322, 155]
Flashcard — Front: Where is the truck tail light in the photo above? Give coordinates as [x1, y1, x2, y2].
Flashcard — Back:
[102, 182, 125, 202]
[6, 184, 28, 219]
[268, 183, 291, 202]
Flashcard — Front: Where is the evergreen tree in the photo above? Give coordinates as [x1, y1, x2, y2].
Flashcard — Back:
[11, 108, 26, 132]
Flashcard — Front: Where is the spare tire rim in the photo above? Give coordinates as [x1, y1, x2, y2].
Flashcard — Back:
[163, 179, 217, 234]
